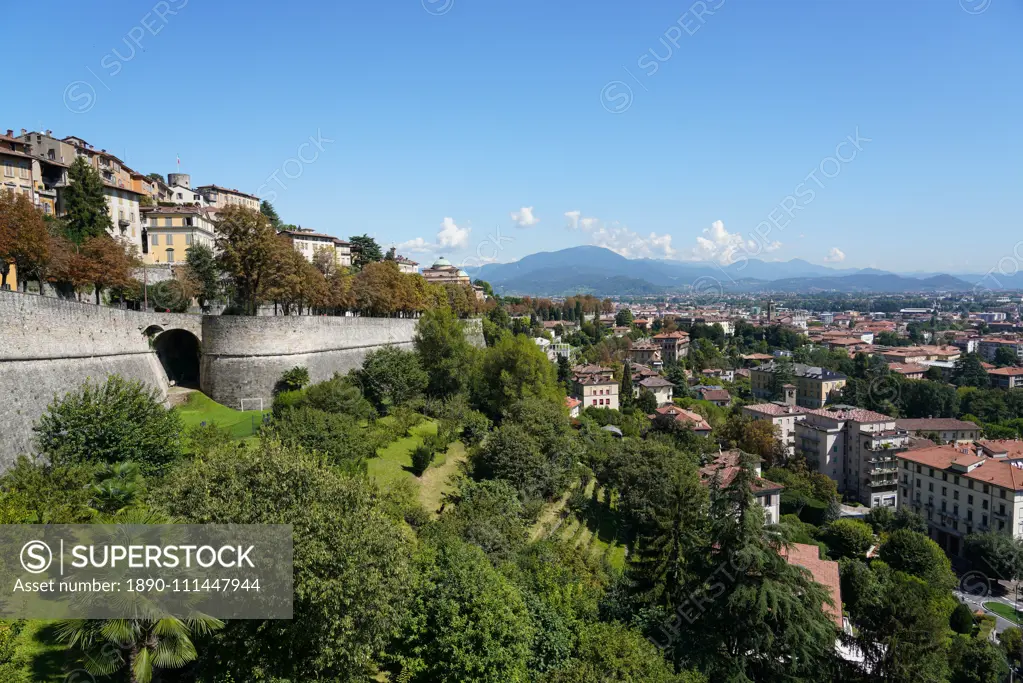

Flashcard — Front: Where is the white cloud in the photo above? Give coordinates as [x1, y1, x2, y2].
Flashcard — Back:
[395, 237, 433, 254]
[824, 247, 846, 263]
[683, 220, 783, 264]
[564, 212, 675, 259]
[510, 206, 539, 228]
[437, 216, 470, 249]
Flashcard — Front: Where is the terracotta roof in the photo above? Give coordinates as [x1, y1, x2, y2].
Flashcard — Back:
[565, 397, 581, 409]
[988, 367, 1023, 376]
[781, 543, 843, 628]
[699, 449, 784, 494]
[653, 331, 690, 340]
[743, 403, 808, 417]
[888, 362, 928, 375]
[895, 418, 980, 433]
[801, 406, 892, 423]
[638, 376, 675, 388]
[195, 184, 260, 200]
[630, 341, 660, 350]
[898, 445, 1023, 491]
[278, 229, 350, 245]
[741, 353, 775, 361]
[572, 364, 611, 375]
[698, 388, 731, 403]
[574, 375, 616, 386]
[654, 405, 711, 432]
[141, 205, 212, 215]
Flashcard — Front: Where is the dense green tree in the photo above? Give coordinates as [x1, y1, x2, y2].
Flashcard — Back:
[61, 156, 113, 243]
[953, 353, 991, 388]
[214, 205, 278, 315]
[615, 309, 634, 327]
[301, 374, 377, 420]
[948, 635, 1009, 683]
[470, 422, 573, 502]
[0, 456, 94, 524]
[542, 622, 697, 683]
[899, 379, 960, 419]
[842, 560, 952, 682]
[636, 388, 658, 414]
[621, 360, 633, 408]
[393, 535, 534, 682]
[259, 199, 284, 230]
[720, 414, 786, 468]
[949, 602, 975, 635]
[415, 307, 477, 398]
[474, 333, 562, 420]
[667, 451, 838, 680]
[821, 518, 875, 559]
[998, 626, 1023, 666]
[963, 532, 1023, 581]
[349, 233, 383, 268]
[34, 375, 182, 475]
[184, 242, 220, 311]
[604, 440, 707, 607]
[356, 346, 429, 412]
[879, 529, 957, 591]
[439, 479, 528, 563]
[769, 356, 796, 400]
[267, 406, 376, 475]
[55, 508, 224, 683]
[156, 439, 415, 682]
[994, 346, 1018, 367]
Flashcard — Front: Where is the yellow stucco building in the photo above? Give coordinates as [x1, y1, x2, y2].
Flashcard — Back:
[141, 206, 217, 264]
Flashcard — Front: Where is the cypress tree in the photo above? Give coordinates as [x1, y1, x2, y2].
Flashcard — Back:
[61, 156, 112, 244]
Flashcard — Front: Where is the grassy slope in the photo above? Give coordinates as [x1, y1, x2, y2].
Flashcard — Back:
[174, 392, 268, 440]
[367, 419, 468, 515]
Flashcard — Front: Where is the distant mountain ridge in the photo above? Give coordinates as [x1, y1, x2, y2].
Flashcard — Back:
[465, 246, 979, 296]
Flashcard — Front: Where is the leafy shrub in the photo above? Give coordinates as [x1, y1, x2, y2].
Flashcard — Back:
[186, 422, 233, 455]
[461, 409, 492, 447]
[34, 375, 182, 474]
[276, 366, 310, 394]
[411, 444, 435, 476]
[303, 375, 377, 421]
[268, 407, 375, 475]
[272, 389, 306, 419]
[356, 347, 428, 412]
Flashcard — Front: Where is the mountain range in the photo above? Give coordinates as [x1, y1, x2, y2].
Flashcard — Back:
[465, 246, 1005, 296]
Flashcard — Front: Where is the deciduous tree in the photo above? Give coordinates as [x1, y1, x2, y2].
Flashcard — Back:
[214, 205, 278, 315]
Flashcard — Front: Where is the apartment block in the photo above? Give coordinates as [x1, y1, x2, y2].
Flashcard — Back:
[796, 406, 909, 507]
[750, 362, 847, 409]
[278, 229, 353, 268]
[895, 418, 981, 444]
[629, 340, 662, 368]
[652, 330, 690, 363]
[742, 403, 809, 457]
[897, 443, 1023, 556]
[988, 366, 1023, 389]
[195, 184, 260, 212]
[978, 337, 1023, 362]
[140, 206, 216, 265]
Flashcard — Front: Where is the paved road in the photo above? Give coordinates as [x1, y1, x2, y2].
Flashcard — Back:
[955, 581, 1020, 636]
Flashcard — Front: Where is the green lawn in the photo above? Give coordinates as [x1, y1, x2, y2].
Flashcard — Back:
[174, 392, 269, 440]
[366, 419, 468, 515]
[984, 601, 1023, 625]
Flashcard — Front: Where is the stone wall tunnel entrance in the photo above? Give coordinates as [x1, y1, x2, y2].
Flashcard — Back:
[151, 328, 201, 388]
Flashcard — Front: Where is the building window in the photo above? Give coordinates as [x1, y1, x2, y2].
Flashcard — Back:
[151, 234, 159, 246]
[928, 468, 934, 477]
[1001, 490, 1007, 499]
[968, 480, 974, 490]
[968, 510, 973, 521]
[984, 485, 990, 494]
[166, 234, 174, 245]
[954, 491, 959, 500]
[166, 249, 175, 263]
[928, 483, 933, 492]
[942, 487, 947, 496]
[942, 473, 948, 481]
[968, 495, 973, 504]
[983, 500, 989, 510]
[916, 465, 922, 473]
[3, 162, 13, 177]
[185, 234, 193, 246]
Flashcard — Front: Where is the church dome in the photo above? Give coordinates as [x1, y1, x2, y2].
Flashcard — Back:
[432, 257, 451, 268]
[457, 269, 469, 277]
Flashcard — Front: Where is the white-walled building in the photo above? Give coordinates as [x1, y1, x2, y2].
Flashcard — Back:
[897, 442, 1023, 556]
[278, 229, 352, 268]
[796, 406, 909, 507]
[700, 450, 784, 525]
[572, 375, 619, 411]
[743, 403, 809, 457]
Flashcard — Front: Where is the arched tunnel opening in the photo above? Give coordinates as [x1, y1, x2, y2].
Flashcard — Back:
[153, 329, 201, 388]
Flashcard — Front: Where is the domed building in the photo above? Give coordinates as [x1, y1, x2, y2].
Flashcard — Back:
[421, 257, 486, 299]
[421, 257, 471, 286]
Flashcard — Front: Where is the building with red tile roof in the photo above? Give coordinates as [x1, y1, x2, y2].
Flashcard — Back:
[897, 444, 1023, 555]
[781, 543, 843, 628]
[653, 405, 712, 435]
[699, 449, 784, 524]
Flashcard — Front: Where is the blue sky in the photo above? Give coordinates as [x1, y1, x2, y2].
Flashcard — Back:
[8, 0, 1021, 273]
